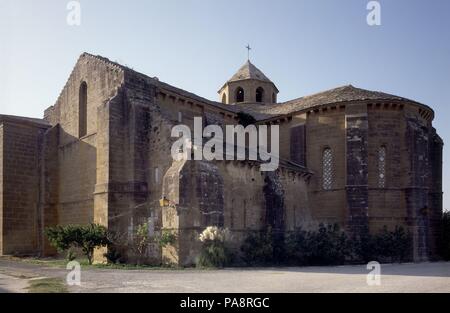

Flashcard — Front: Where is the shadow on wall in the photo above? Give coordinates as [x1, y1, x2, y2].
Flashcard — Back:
[42, 126, 98, 257]
[56, 128, 97, 225]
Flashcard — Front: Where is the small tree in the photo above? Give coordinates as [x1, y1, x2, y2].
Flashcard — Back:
[156, 229, 177, 248]
[45, 224, 109, 265]
[133, 222, 153, 264]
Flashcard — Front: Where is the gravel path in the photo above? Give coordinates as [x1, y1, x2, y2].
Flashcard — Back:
[0, 273, 30, 293]
[0, 258, 449, 293]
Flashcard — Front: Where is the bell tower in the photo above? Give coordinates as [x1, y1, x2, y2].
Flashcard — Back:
[218, 60, 279, 105]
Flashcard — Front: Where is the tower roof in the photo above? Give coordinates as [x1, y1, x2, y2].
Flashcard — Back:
[219, 60, 278, 94]
[228, 60, 272, 83]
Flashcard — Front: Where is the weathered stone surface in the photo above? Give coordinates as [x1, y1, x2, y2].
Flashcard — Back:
[0, 53, 443, 263]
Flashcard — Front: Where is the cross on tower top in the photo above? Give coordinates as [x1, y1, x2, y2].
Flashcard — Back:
[246, 44, 252, 61]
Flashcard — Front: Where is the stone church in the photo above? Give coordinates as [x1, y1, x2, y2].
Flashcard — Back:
[0, 53, 443, 265]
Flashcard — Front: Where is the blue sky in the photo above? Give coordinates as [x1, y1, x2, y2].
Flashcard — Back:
[1, 0, 449, 209]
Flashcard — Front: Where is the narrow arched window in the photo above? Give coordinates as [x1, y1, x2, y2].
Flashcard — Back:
[378, 146, 386, 188]
[272, 92, 276, 103]
[222, 93, 227, 104]
[236, 87, 244, 103]
[256, 87, 264, 103]
[79, 81, 88, 138]
[322, 147, 333, 190]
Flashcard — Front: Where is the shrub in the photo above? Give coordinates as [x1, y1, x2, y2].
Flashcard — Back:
[103, 230, 124, 264]
[104, 246, 123, 264]
[350, 226, 411, 263]
[389, 226, 412, 262]
[302, 224, 350, 266]
[45, 224, 109, 264]
[243, 225, 350, 266]
[156, 230, 177, 248]
[244, 224, 412, 266]
[350, 226, 377, 263]
[196, 226, 231, 268]
[66, 249, 77, 262]
[131, 222, 153, 265]
[241, 228, 274, 266]
[285, 228, 308, 265]
[374, 226, 412, 263]
[438, 211, 450, 260]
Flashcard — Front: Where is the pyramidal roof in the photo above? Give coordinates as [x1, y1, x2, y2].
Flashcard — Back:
[228, 60, 272, 83]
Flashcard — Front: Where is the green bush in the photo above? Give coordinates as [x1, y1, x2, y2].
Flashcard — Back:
[285, 228, 308, 265]
[351, 226, 411, 263]
[437, 211, 450, 260]
[103, 230, 123, 264]
[104, 246, 123, 264]
[45, 224, 109, 264]
[135, 222, 151, 259]
[156, 230, 177, 248]
[374, 226, 412, 263]
[66, 249, 77, 262]
[350, 226, 377, 263]
[240, 228, 274, 266]
[242, 224, 412, 266]
[303, 224, 350, 266]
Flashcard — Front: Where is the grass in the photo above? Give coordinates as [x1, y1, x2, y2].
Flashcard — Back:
[1, 255, 184, 271]
[27, 277, 68, 293]
[92, 262, 182, 270]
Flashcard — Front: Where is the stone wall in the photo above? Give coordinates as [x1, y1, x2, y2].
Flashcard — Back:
[282, 101, 441, 261]
[404, 108, 433, 261]
[302, 106, 347, 226]
[44, 54, 125, 231]
[93, 73, 157, 263]
[162, 156, 310, 266]
[0, 119, 49, 255]
[367, 106, 408, 232]
[40, 126, 59, 255]
[0, 124, 3, 254]
[428, 128, 443, 259]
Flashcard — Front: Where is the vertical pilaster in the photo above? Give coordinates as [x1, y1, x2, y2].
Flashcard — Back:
[405, 117, 430, 261]
[93, 82, 154, 263]
[428, 129, 443, 260]
[345, 104, 369, 235]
